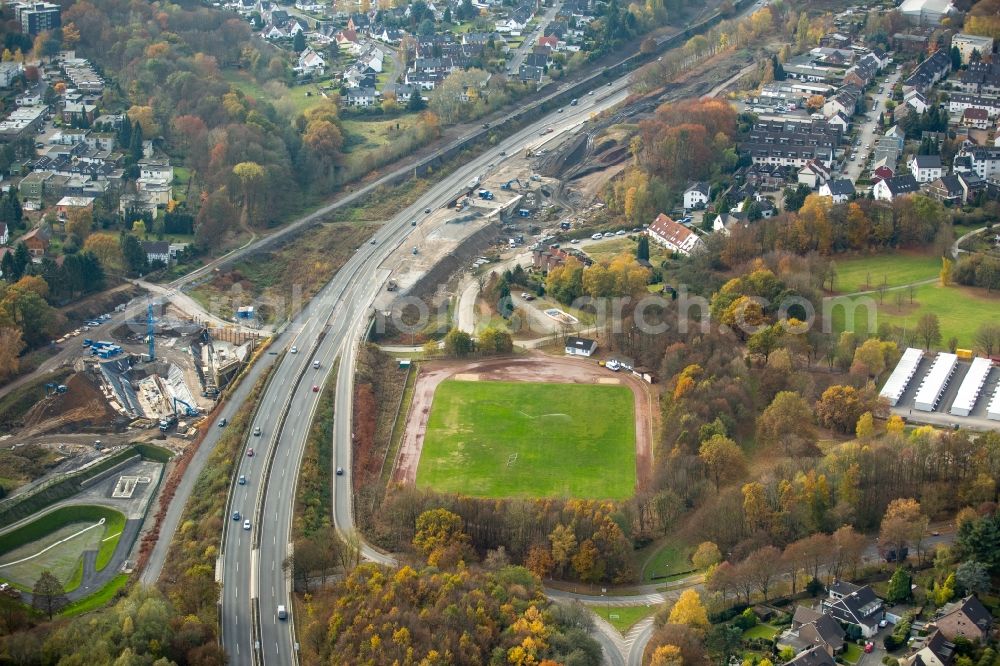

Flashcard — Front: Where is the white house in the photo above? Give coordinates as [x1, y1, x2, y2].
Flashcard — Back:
[296, 48, 326, 76]
[798, 160, 831, 189]
[344, 87, 377, 107]
[565, 336, 597, 357]
[909, 154, 944, 183]
[683, 182, 710, 210]
[647, 213, 704, 256]
[827, 111, 850, 131]
[873, 174, 920, 201]
[0, 221, 8, 246]
[818, 178, 856, 203]
[904, 89, 929, 114]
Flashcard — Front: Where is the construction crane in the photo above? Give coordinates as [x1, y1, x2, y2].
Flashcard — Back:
[147, 302, 155, 361]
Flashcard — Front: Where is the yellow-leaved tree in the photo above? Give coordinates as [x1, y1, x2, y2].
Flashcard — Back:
[667, 589, 709, 629]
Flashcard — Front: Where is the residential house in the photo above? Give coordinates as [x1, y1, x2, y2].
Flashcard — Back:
[923, 174, 967, 205]
[55, 196, 94, 218]
[962, 107, 991, 130]
[954, 61, 1000, 95]
[798, 160, 832, 188]
[949, 93, 1000, 119]
[904, 49, 951, 93]
[0, 222, 7, 246]
[931, 595, 992, 642]
[736, 163, 792, 191]
[344, 87, 378, 107]
[141, 240, 170, 265]
[18, 170, 52, 202]
[20, 227, 49, 257]
[119, 191, 158, 217]
[683, 182, 710, 210]
[62, 102, 96, 125]
[784, 645, 837, 666]
[828, 111, 850, 131]
[0, 62, 22, 88]
[821, 581, 885, 638]
[295, 47, 326, 76]
[874, 174, 921, 200]
[779, 606, 847, 656]
[819, 178, 856, 203]
[519, 64, 544, 82]
[647, 213, 704, 256]
[843, 55, 879, 88]
[824, 88, 860, 118]
[905, 89, 929, 114]
[952, 33, 994, 64]
[564, 336, 597, 357]
[909, 154, 944, 183]
[713, 210, 748, 235]
[955, 146, 1000, 179]
[901, 630, 956, 666]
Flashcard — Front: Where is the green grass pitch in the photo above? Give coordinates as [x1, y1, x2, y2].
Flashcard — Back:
[416, 380, 636, 500]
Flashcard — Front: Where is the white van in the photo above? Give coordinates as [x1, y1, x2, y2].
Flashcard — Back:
[277, 605, 287, 620]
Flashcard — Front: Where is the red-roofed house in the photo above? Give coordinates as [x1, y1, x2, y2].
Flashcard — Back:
[647, 214, 703, 256]
[538, 35, 558, 49]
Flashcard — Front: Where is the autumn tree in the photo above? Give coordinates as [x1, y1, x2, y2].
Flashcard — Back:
[880, 498, 928, 564]
[64, 208, 93, 243]
[0, 326, 25, 382]
[82, 232, 124, 271]
[650, 644, 684, 666]
[699, 435, 746, 490]
[232, 161, 266, 227]
[443, 328, 473, 357]
[691, 541, 722, 570]
[549, 523, 577, 578]
[815, 385, 865, 434]
[413, 508, 471, 566]
[757, 391, 818, 456]
[668, 589, 709, 630]
[973, 322, 1000, 357]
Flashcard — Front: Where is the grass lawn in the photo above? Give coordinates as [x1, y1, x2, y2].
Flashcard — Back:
[416, 380, 636, 499]
[589, 604, 655, 634]
[341, 116, 419, 151]
[59, 574, 129, 617]
[583, 236, 671, 265]
[831, 252, 941, 293]
[843, 642, 863, 664]
[742, 623, 779, 640]
[641, 539, 694, 583]
[831, 282, 999, 348]
[223, 71, 330, 117]
[0, 506, 126, 591]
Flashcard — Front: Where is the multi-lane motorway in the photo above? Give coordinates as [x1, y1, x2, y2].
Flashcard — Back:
[218, 81, 631, 665]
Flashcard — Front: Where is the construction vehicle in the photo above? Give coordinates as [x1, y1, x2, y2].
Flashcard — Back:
[956, 348, 974, 361]
[44, 383, 68, 395]
[477, 189, 494, 200]
[386, 280, 399, 292]
[500, 178, 524, 191]
[159, 397, 198, 431]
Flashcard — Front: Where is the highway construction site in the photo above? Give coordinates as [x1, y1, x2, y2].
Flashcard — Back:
[4, 301, 261, 450]
[372, 47, 756, 342]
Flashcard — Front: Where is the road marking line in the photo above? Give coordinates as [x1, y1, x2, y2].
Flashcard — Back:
[101, 531, 122, 542]
[0, 519, 105, 568]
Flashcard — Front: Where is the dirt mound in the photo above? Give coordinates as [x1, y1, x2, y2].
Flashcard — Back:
[20, 373, 117, 436]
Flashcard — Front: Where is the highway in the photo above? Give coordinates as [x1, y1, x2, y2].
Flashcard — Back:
[219, 81, 631, 665]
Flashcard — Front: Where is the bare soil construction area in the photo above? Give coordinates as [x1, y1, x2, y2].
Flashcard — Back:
[392, 354, 655, 494]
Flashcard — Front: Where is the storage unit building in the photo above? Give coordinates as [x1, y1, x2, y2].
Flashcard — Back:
[880, 347, 924, 406]
[951, 357, 993, 416]
[914, 352, 958, 412]
[988, 383, 1000, 421]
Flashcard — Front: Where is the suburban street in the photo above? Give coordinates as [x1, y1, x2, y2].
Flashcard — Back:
[508, 1, 564, 74]
[842, 67, 903, 184]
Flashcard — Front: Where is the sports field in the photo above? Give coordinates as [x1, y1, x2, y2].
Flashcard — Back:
[416, 380, 636, 499]
[832, 253, 940, 293]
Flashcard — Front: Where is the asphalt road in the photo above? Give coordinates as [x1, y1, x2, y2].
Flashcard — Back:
[218, 79, 630, 666]
[842, 68, 903, 185]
